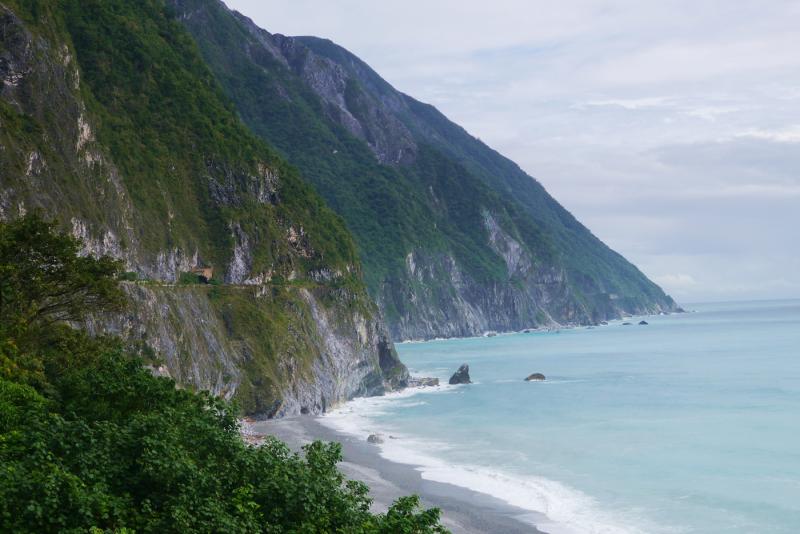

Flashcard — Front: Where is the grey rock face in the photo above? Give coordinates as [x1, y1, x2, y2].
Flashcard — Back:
[381, 248, 576, 341]
[408, 376, 440, 388]
[449, 364, 472, 385]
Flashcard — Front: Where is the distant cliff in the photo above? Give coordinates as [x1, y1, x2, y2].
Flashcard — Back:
[171, 0, 679, 340]
[0, 0, 407, 415]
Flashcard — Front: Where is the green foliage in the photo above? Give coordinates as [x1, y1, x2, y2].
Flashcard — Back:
[0, 215, 446, 533]
[176, 6, 674, 315]
[0, 214, 124, 346]
[178, 271, 206, 285]
[174, 3, 555, 293]
[10, 0, 357, 275]
[118, 271, 139, 282]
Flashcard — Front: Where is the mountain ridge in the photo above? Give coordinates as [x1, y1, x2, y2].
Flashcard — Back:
[174, 0, 679, 340]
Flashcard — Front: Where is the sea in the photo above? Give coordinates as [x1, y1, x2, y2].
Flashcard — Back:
[320, 300, 800, 534]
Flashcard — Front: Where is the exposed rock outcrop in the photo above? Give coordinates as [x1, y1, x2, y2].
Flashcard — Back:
[408, 377, 440, 388]
[525, 373, 546, 382]
[449, 364, 472, 385]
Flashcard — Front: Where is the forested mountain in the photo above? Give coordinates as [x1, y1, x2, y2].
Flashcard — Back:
[171, 0, 678, 340]
[0, 0, 407, 416]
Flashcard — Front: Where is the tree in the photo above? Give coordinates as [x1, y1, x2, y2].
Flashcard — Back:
[0, 214, 124, 344]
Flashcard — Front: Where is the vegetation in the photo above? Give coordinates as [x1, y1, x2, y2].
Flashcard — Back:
[177, 3, 675, 321]
[3, 0, 360, 277]
[0, 215, 446, 533]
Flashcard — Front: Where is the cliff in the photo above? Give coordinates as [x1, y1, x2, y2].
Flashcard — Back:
[171, 0, 679, 341]
[0, 0, 407, 415]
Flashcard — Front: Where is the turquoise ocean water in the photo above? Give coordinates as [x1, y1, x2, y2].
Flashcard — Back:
[321, 300, 800, 533]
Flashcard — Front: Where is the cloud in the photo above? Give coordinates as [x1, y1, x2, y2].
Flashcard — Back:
[653, 274, 697, 289]
[573, 97, 674, 110]
[735, 126, 800, 143]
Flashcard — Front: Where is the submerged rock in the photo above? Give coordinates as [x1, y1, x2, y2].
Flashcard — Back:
[367, 434, 384, 444]
[408, 376, 440, 388]
[525, 373, 546, 381]
[639, 320, 649, 325]
[449, 364, 472, 385]
[622, 322, 632, 326]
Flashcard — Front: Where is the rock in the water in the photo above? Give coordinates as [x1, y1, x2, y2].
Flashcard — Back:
[622, 322, 632, 325]
[525, 373, 546, 381]
[408, 376, 440, 388]
[449, 364, 471, 385]
[367, 434, 384, 444]
[639, 320, 649, 325]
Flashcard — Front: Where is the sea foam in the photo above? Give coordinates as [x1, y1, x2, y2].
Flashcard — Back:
[320, 384, 668, 534]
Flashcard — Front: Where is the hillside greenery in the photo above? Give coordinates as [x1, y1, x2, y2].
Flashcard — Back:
[5, 0, 359, 276]
[173, 0, 674, 329]
[172, 0, 546, 291]
[0, 215, 446, 533]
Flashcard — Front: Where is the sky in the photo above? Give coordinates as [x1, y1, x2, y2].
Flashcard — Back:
[224, 0, 800, 303]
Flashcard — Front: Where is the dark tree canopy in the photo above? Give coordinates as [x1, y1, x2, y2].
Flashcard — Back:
[0, 214, 124, 340]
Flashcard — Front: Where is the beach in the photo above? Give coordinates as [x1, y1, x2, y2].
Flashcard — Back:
[248, 416, 544, 534]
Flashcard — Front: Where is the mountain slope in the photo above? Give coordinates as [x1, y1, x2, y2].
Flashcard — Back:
[172, 0, 678, 341]
[0, 0, 406, 415]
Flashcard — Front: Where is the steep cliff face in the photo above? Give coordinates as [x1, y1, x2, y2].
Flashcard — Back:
[172, 0, 678, 340]
[0, 0, 406, 414]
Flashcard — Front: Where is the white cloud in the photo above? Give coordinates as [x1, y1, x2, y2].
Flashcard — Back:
[653, 273, 697, 289]
[736, 126, 800, 143]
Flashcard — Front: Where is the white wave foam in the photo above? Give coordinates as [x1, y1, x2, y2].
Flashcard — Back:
[321, 389, 673, 534]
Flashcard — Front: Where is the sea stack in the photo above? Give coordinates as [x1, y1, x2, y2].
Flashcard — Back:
[449, 364, 472, 384]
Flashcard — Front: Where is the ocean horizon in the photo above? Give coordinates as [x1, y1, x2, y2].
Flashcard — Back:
[320, 299, 800, 533]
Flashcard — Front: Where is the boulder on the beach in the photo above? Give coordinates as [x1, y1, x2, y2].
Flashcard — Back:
[525, 373, 546, 381]
[639, 320, 649, 325]
[367, 434, 384, 444]
[408, 376, 440, 388]
[449, 364, 472, 385]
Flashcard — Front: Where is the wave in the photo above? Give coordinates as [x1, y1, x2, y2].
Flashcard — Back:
[320, 387, 677, 534]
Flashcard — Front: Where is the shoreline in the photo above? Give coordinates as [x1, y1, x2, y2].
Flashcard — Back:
[395, 309, 684, 344]
[248, 416, 545, 534]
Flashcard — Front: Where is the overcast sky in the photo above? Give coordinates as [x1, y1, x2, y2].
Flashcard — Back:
[224, 0, 800, 304]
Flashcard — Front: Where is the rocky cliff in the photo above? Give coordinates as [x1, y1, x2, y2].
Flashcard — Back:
[172, 0, 679, 340]
[0, 0, 407, 415]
